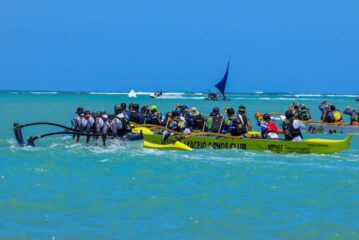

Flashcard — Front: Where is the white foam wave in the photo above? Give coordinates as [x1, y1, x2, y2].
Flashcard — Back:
[162, 92, 185, 96]
[156, 96, 205, 100]
[326, 94, 358, 98]
[135, 92, 154, 95]
[89, 92, 125, 95]
[29, 92, 58, 94]
[259, 97, 320, 101]
[293, 94, 323, 97]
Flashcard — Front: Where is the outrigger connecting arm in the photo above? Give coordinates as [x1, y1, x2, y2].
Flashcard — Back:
[13, 122, 111, 147]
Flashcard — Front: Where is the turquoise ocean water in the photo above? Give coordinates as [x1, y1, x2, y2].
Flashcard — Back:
[0, 92, 358, 239]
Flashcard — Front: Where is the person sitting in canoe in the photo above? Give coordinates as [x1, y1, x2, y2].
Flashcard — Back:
[206, 107, 224, 133]
[319, 100, 332, 122]
[237, 105, 252, 135]
[343, 106, 359, 126]
[168, 111, 190, 134]
[282, 110, 305, 142]
[162, 111, 191, 142]
[120, 102, 130, 119]
[319, 100, 343, 123]
[221, 107, 245, 136]
[187, 107, 205, 130]
[145, 105, 162, 125]
[258, 113, 281, 139]
[129, 103, 142, 124]
[140, 106, 150, 124]
[174, 103, 190, 115]
[297, 104, 312, 121]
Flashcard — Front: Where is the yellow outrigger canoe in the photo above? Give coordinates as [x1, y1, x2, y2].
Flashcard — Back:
[142, 134, 352, 154]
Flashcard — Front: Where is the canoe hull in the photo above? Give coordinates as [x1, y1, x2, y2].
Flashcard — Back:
[143, 134, 352, 154]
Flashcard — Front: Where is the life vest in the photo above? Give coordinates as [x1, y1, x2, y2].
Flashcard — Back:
[169, 119, 187, 132]
[147, 112, 161, 125]
[282, 119, 302, 141]
[191, 114, 205, 130]
[210, 115, 223, 133]
[236, 114, 248, 135]
[228, 117, 243, 136]
[333, 110, 342, 122]
[267, 121, 279, 133]
[299, 110, 311, 121]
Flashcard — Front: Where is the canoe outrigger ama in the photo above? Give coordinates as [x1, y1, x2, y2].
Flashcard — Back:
[143, 133, 352, 154]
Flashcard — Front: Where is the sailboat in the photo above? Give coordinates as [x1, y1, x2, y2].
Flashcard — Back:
[206, 61, 230, 101]
[128, 89, 137, 98]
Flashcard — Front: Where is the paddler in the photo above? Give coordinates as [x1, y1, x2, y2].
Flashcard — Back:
[98, 111, 109, 146]
[72, 107, 85, 142]
[319, 100, 340, 123]
[112, 104, 131, 137]
[259, 113, 281, 139]
[206, 107, 224, 133]
[162, 111, 191, 142]
[145, 105, 162, 125]
[129, 103, 141, 124]
[221, 107, 242, 136]
[120, 102, 130, 119]
[187, 107, 205, 130]
[140, 106, 150, 124]
[343, 106, 359, 126]
[297, 104, 312, 121]
[282, 110, 305, 142]
[237, 105, 252, 135]
[82, 110, 95, 144]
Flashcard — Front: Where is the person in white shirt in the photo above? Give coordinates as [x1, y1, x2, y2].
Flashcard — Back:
[282, 110, 306, 142]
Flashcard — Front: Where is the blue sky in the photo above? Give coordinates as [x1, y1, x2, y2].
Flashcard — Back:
[1, 0, 358, 93]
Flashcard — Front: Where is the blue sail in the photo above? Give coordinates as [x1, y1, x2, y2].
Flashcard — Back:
[215, 61, 230, 99]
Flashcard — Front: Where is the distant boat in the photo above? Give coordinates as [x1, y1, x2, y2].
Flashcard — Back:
[206, 61, 230, 101]
[128, 89, 137, 98]
[151, 91, 163, 98]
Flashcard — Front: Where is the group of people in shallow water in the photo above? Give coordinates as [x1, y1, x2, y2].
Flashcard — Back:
[286, 100, 359, 125]
[71, 100, 359, 145]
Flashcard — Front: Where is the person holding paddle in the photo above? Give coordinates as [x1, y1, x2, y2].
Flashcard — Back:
[282, 110, 305, 142]
[343, 106, 359, 126]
